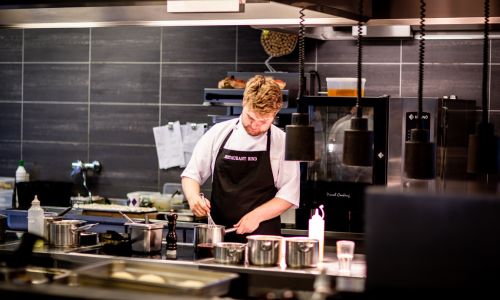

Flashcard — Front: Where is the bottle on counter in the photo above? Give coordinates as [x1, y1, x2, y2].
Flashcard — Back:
[13, 159, 29, 208]
[15, 159, 29, 183]
[27, 195, 45, 238]
[308, 205, 325, 262]
[166, 209, 178, 259]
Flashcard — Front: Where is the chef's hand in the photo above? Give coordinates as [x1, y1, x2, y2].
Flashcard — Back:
[234, 211, 261, 234]
[188, 194, 211, 217]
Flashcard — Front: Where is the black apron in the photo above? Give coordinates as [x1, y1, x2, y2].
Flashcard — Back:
[211, 122, 281, 243]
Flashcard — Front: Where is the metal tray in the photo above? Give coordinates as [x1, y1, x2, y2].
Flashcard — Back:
[69, 259, 238, 297]
[0, 266, 71, 284]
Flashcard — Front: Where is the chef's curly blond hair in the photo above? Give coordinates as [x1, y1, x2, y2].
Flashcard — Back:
[243, 75, 283, 115]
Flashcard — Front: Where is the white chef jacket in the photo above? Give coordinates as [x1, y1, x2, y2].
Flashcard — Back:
[181, 116, 300, 207]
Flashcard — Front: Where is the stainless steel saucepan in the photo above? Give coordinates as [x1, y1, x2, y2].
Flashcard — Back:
[247, 235, 283, 266]
[214, 242, 246, 265]
[193, 224, 238, 258]
[49, 220, 99, 248]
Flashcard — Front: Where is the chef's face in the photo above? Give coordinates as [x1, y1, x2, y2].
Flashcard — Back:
[242, 107, 276, 136]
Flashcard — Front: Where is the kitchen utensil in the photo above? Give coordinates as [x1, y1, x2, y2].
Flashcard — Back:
[66, 260, 238, 297]
[214, 242, 246, 265]
[119, 211, 136, 223]
[43, 214, 63, 244]
[199, 193, 215, 226]
[56, 206, 73, 217]
[247, 235, 283, 266]
[79, 231, 99, 246]
[125, 222, 164, 253]
[49, 220, 99, 248]
[285, 237, 319, 268]
[193, 224, 238, 259]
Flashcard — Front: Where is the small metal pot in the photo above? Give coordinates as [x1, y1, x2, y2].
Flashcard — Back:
[214, 242, 246, 265]
[125, 222, 164, 253]
[193, 224, 239, 258]
[285, 237, 319, 268]
[79, 231, 99, 246]
[247, 235, 283, 266]
[49, 220, 97, 248]
[43, 215, 63, 244]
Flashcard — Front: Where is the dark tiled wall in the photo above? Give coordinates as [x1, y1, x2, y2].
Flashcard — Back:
[0, 26, 499, 198]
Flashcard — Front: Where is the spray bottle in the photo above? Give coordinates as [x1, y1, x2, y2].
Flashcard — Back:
[308, 205, 325, 262]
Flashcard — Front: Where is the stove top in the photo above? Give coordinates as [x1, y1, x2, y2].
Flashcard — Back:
[74, 242, 196, 262]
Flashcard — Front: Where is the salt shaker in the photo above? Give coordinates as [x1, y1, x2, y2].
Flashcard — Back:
[166, 209, 178, 259]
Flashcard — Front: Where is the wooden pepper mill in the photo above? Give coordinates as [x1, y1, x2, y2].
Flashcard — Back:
[166, 209, 178, 259]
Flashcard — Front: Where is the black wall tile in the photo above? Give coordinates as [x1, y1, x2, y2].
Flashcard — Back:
[24, 64, 89, 101]
[492, 40, 500, 63]
[23, 103, 88, 143]
[23, 142, 87, 182]
[236, 63, 300, 73]
[237, 26, 309, 63]
[159, 167, 183, 188]
[317, 40, 401, 63]
[402, 39, 483, 63]
[160, 168, 212, 192]
[317, 64, 400, 97]
[0, 103, 21, 141]
[0, 64, 22, 100]
[490, 65, 500, 110]
[0, 141, 20, 177]
[89, 144, 158, 198]
[92, 27, 161, 62]
[163, 26, 236, 62]
[90, 104, 158, 145]
[0, 29, 22, 62]
[24, 28, 89, 62]
[160, 105, 226, 124]
[161, 63, 231, 104]
[401, 64, 482, 102]
[90, 63, 159, 103]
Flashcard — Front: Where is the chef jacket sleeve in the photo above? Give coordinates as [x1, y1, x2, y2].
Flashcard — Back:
[272, 128, 300, 208]
[180, 125, 216, 185]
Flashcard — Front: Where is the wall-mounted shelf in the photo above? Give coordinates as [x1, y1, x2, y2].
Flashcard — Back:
[203, 88, 289, 107]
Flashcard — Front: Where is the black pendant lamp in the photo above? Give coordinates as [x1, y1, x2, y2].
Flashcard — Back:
[343, 0, 373, 167]
[404, 0, 436, 179]
[467, 0, 500, 175]
[285, 8, 315, 161]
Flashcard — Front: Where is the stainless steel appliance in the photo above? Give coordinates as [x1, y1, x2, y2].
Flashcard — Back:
[295, 95, 476, 233]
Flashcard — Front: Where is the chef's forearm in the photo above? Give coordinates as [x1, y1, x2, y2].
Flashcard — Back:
[181, 177, 201, 205]
[251, 197, 293, 223]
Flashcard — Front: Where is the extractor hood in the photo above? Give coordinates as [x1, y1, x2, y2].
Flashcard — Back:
[1, 0, 499, 35]
[0, 1, 357, 28]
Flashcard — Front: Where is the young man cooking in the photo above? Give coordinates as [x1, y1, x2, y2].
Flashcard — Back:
[181, 75, 300, 242]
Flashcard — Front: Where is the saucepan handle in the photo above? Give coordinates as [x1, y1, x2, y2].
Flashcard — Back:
[224, 227, 237, 234]
[73, 223, 99, 232]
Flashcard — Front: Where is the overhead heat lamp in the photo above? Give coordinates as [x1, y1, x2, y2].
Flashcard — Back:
[285, 7, 315, 161]
[343, 0, 373, 167]
[404, 0, 436, 180]
[467, 0, 500, 176]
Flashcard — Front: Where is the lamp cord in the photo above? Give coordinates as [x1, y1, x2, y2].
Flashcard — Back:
[298, 7, 306, 103]
[482, 0, 490, 124]
[417, 0, 426, 129]
[356, 0, 364, 118]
